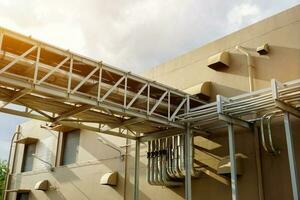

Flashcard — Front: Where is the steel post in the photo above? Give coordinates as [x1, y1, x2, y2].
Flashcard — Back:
[184, 122, 192, 200]
[134, 138, 140, 200]
[228, 123, 238, 200]
[283, 113, 299, 200]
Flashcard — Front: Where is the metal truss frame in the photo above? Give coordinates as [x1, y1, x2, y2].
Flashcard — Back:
[0, 27, 205, 141]
[1, 27, 300, 200]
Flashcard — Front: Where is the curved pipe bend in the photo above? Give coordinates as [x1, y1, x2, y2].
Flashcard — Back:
[260, 111, 281, 155]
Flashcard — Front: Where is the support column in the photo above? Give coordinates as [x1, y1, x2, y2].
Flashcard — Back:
[283, 113, 299, 200]
[228, 123, 238, 200]
[134, 138, 140, 200]
[184, 122, 192, 200]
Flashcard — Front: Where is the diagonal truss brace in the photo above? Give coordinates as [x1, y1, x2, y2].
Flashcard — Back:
[126, 83, 148, 109]
[0, 88, 32, 108]
[37, 56, 70, 85]
[53, 104, 94, 123]
[149, 90, 168, 115]
[71, 66, 100, 94]
[0, 45, 37, 75]
[100, 75, 126, 102]
[170, 98, 187, 121]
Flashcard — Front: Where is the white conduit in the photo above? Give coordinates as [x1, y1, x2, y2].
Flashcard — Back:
[147, 134, 200, 187]
[235, 46, 254, 92]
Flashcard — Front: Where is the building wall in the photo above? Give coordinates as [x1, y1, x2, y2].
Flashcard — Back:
[5, 4, 300, 200]
[143, 5, 300, 99]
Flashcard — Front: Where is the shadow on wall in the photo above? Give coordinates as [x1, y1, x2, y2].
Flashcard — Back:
[210, 83, 245, 100]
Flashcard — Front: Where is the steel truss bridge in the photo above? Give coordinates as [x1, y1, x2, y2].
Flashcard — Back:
[0, 27, 299, 200]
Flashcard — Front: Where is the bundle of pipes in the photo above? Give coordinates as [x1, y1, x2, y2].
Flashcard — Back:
[147, 134, 201, 187]
[175, 79, 300, 155]
[260, 110, 282, 155]
[179, 79, 300, 126]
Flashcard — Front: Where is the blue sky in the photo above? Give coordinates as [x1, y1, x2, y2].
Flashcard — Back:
[0, 0, 299, 160]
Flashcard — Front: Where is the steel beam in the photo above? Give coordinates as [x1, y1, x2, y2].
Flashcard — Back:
[139, 128, 182, 142]
[134, 138, 140, 200]
[185, 122, 192, 200]
[60, 121, 136, 140]
[0, 76, 185, 128]
[33, 46, 41, 84]
[275, 99, 300, 118]
[228, 123, 238, 200]
[0, 107, 50, 122]
[283, 113, 299, 200]
[219, 114, 252, 129]
[100, 117, 144, 132]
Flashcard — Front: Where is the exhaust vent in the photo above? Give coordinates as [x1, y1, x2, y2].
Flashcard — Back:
[184, 81, 211, 101]
[207, 51, 230, 70]
[256, 43, 269, 55]
[100, 172, 118, 186]
[34, 180, 49, 191]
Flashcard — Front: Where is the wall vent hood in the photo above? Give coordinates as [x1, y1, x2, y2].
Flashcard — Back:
[100, 172, 118, 186]
[184, 81, 211, 100]
[34, 180, 49, 191]
[207, 51, 230, 70]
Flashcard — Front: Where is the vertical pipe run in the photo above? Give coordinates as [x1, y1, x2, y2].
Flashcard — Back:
[283, 113, 299, 200]
[253, 127, 265, 200]
[134, 139, 140, 200]
[184, 122, 192, 200]
[3, 125, 21, 200]
[235, 46, 254, 92]
[228, 123, 238, 200]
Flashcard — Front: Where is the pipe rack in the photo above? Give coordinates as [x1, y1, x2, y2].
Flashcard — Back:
[1, 26, 300, 200]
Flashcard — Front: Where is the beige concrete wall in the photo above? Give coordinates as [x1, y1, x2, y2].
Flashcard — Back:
[7, 120, 127, 200]
[6, 4, 300, 200]
[143, 5, 300, 99]
[8, 117, 300, 200]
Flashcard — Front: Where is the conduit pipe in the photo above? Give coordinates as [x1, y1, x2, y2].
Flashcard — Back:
[236, 46, 255, 92]
[147, 134, 200, 187]
[3, 126, 21, 200]
[260, 111, 281, 154]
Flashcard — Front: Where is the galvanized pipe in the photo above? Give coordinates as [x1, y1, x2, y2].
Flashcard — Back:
[266, 114, 281, 154]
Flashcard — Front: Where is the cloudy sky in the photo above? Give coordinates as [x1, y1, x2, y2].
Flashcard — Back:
[0, 0, 299, 159]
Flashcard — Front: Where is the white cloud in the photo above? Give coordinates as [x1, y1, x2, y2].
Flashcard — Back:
[227, 3, 262, 32]
[0, 0, 298, 73]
